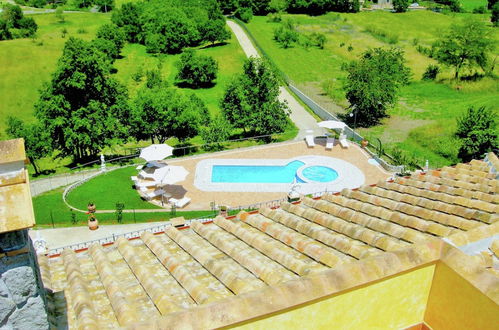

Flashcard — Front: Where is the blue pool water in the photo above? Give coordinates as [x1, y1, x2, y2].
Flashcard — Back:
[211, 161, 339, 183]
[212, 160, 305, 183]
[302, 166, 338, 182]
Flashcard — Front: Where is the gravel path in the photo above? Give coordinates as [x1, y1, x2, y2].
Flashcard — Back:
[226, 20, 322, 140]
[30, 169, 104, 197]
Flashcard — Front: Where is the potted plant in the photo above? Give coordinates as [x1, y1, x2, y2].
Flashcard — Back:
[361, 139, 369, 148]
[219, 205, 228, 217]
[87, 203, 98, 230]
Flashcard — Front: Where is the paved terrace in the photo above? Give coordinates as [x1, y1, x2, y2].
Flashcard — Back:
[153, 139, 392, 210]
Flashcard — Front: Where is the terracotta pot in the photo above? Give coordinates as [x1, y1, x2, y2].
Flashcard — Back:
[87, 203, 96, 213]
[361, 140, 369, 148]
[88, 217, 99, 230]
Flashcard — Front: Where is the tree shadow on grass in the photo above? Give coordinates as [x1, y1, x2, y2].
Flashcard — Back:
[175, 81, 216, 89]
[200, 41, 228, 49]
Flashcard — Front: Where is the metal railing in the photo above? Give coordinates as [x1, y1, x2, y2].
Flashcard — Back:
[46, 217, 215, 256]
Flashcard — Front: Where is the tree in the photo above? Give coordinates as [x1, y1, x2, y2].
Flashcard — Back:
[0, 3, 37, 39]
[55, 7, 65, 23]
[492, 3, 499, 27]
[95, 0, 114, 13]
[143, 7, 199, 54]
[176, 50, 218, 88]
[488, 0, 498, 9]
[131, 87, 202, 143]
[35, 37, 130, 160]
[200, 1, 230, 45]
[392, 0, 409, 12]
[17, 17, 37, 37]
[456, 106, 497, 162]
[273, 25, 298, 48]
[201, 114, 231, 150]
[344, 47, 411, 127]
[0, 19, 12, 40]
[201, 19, 231, 45]
[94, 23, 126, 59]
[221, 57, 290, 135]
[189, 93, 210, 125]
[145, 67, 164, 89]
[111, 2, 142, 43]
[433, 19, 495, 79]
[1, 4, 23, 29]
[235, 7, 253, 23]
[5, 117, 52, 175]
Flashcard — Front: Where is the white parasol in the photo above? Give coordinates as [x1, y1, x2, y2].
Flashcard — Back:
[317, 120, 347, 130]
[139, 144, 174, 162]
[152, 165, 189, 186]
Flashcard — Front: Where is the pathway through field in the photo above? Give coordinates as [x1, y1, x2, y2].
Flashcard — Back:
[226, 20, 321, 140]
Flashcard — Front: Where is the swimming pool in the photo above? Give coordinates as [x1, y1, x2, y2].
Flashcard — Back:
[194, 156, 365, 193]
[212, 161, 339, 184]
[212, 160, 306, 183]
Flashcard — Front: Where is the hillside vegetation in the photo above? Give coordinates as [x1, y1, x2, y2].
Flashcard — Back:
[245, 10, 498, 167]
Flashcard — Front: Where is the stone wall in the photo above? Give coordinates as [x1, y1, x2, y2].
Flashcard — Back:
[0, 230, 48, 329]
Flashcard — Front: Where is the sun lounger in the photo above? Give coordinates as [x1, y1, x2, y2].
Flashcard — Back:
[136, 180, 156, 188]
[305, 134, 315, 148]
[339, 134, 349, 148]
[326, 137, 335, 150]
[145, 189, 165, 200]
[170, 197, 191, 208]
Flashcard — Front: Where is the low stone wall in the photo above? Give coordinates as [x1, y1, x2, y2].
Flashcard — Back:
[0, 230, 49, 329]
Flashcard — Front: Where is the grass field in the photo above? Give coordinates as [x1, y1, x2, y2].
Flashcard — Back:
[114, 33, 247, 117]
[0, 11, 256, 176]
[460, 0, 488, 11]
[245, 11, 499, 167]
[0, 12, 248, 133]
[0, 12, 111, 135]
[33, 186, 216, 228]
[66, 167, 160, 210]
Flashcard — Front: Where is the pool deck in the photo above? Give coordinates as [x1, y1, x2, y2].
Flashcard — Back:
[151, 139, 392, 211]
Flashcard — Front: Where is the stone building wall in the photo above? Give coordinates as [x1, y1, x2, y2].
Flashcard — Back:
[0, 230, 48, 329]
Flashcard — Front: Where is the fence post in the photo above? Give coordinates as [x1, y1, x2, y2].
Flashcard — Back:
[50, 210, 55, 228]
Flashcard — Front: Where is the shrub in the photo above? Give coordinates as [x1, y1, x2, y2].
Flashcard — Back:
[364, 25, 398, 44]
[472, 6, 487, 13]
[492, 3, 499, 26]
[456, 106, 497, 161]
[422, 64, 440, 80]
[392, 0, 409, 12]
[235, 7, 253, 23]
[267, 12, 282, 22]
[273, 25, 298, 48]
[311, 32, 326, 49]
[175, 49, 218, 88]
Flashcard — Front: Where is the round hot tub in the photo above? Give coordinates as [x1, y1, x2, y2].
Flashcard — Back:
[297, 165, 339, 183]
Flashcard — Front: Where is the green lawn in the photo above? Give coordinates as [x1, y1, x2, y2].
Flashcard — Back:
[0, 11, 255, 176]
[66, 166, 161, 210]
[33, 186, 216, 228]
[113, 29, 247, 117]
[0, 12, 248, 132]
[244, 11, 499, 167]
[0, 12, 111, 135]
[460, 0, 488, 11]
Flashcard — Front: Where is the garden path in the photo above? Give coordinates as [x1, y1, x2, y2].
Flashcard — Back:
[226, 20, 322, 140]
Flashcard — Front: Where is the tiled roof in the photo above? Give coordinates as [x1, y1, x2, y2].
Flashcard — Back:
[38, 155, 499, 329]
